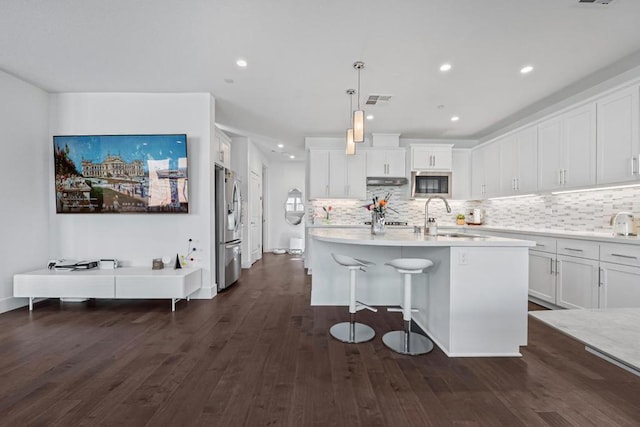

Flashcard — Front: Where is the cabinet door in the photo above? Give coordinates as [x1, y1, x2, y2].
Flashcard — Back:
[499, 135, 517, 195]
[483, 143, 501, 198]
[529, 251, 556, 304]
[538, 117, 563, 191]
[470, 148, 485, 199]
[308, 150, 330, 199]
[346, 152, 366, 199]
[411, 146, 432, 170]
[556, 255, 599, 309]
[430, 146, 452, 171]
[451, 149, 470, 200]
[365, 150, 387, 176]
[386, 150, 406, 176]
[596, 86, 640, 185]
[599, 262, 640, 308]
[516, 126, 538, 194]
[563, 104, 596, 189]
[328, 150, 347, 197]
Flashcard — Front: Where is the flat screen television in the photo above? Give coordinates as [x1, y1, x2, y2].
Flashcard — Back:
[53, 134, 188, 214]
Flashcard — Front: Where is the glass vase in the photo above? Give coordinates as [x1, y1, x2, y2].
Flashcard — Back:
[371, 211, 386, 235]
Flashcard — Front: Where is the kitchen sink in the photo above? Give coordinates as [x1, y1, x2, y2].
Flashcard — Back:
[436, 232, 488, 239]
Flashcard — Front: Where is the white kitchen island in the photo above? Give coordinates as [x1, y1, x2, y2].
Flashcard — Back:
[309, 228, 535, 357]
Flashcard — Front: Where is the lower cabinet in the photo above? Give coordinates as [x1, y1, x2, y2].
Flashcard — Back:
[556, 255, 599, 309]
[599, 262, 640, 308]
[528, 250, 556, 304]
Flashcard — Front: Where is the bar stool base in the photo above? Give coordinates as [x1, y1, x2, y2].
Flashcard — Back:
[330, 322, 375, 343]
[382, 331, 434, 355]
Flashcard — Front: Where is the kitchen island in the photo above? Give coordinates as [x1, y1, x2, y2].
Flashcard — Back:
[308, 228, 535, 357]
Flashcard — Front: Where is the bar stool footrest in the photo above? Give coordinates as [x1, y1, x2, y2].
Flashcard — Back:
[386, 306, 419, 313]
[355, 301, 378, 312]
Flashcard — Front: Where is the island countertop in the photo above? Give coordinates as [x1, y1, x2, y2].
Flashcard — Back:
[309, 228, 536, 247]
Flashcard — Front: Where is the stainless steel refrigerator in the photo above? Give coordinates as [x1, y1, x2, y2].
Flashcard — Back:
[215, 166, 242, 291]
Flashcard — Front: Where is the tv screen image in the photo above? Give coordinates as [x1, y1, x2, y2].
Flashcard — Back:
[53, 134, 188, 213]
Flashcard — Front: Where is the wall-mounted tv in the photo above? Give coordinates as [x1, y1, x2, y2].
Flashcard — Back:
[53, 134, 188, 214]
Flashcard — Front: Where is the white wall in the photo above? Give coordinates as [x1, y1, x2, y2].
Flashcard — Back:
[267, 161, 305, 251]
[48, 93, 217, 298]
[0, 71, 50, 313]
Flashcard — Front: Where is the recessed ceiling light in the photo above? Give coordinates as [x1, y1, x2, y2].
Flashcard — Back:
[289, 155, 295, 159]
[224, 78, 234, 84]
[277, 143, 284, 148]
[440, 63, 452, 72]
[520, 65, 534, 74]
[451, 116, 460, 122]
[366, 115, 374, 120]
[236, 59, 248, 68]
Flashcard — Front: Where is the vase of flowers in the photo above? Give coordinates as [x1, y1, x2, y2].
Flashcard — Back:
[365, 194, 396, 235]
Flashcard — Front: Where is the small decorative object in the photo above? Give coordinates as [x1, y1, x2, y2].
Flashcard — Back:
[322, 205, 333, 223]
[427, 217, 438, 236]
[174, 253, 182, 269]
[456, 214, 465, 225]
[363, 193, 398, 235]
[152, 258, 164, 270]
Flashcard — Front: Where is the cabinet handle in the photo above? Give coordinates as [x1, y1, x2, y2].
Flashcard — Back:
[555, 259, 559, 276]
[611, 253, 638, 259]
[563, 169, 567, 185]
[631, 158, 636, 176]
[550, 258, 554, 274]
[563, 247, 583, 252]
[598, 267, 603, 288]
[515, 177, 519, 190]
[536, 243, 545, 247]
[558, 169, 562, 185]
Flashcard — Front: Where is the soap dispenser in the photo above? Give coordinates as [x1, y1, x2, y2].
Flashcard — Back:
[427, 217, 438, 236]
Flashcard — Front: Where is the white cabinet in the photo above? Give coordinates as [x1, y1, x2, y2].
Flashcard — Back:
[499, 127, 538, 195]
[411, 145, 453, 171]
[470, 142, 500, 199]
[596, 85, 640, 185]
[556, 255, 599, 309]
[308, 149, 366, 199]
[599, 242, 640, 308]
[451, 149, 470, 200]
[214, 128, 231, 169]
[365, 149, 406, 177]
[538, 103, 596, 191]
[529, 251, 557, 304]
[308, 150, 330, 198]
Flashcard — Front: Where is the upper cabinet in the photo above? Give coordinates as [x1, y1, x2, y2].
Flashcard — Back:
[471, 142, 500, 199]
[499, 127, 538, 195]
[596, 86, 640, 185]
[538, 103, 596, 192]
[365, 148, 406, 177]
[411, 145, 453, 171]
[214, 127, 231, 169]
[308, 149, 366, 199]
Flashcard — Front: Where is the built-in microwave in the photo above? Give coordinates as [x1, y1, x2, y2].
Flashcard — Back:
[411, 171, 452, 199]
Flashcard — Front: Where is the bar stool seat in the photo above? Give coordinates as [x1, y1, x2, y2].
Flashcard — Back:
[383, 258, 434, 355]
[330, 253, 377, 344]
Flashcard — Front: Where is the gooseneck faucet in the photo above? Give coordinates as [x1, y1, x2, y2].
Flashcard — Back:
[424, 196, 452, 228]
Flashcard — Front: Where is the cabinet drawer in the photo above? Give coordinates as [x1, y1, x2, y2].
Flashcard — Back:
[116, 276, 187, 298]
[600, 243, 640, 267]
[14, 274, 115, 298]
[556, 238, 599, 260]
[528, 235, 557, 254]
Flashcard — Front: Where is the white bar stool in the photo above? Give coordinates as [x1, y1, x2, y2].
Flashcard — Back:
[383, 258, 434, 355]
[330, 253, 378, 343]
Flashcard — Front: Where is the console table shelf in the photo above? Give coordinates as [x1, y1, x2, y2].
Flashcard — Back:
[14, 267, 202, 312]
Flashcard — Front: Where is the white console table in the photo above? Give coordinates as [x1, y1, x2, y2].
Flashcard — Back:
[13, 267, 202, 312]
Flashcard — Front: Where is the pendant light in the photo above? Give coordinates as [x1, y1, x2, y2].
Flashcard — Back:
[345, 89, 356, 155]
[352, 61, 365, 143]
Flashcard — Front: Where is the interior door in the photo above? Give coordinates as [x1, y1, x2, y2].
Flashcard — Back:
[250, 171, 262, 264]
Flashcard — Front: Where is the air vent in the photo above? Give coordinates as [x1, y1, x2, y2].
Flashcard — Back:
[365, 94, 393, 105]
[579, 0, 614, 4]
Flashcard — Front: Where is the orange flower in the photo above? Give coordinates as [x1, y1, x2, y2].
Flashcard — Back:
[379, 200, 387, 207]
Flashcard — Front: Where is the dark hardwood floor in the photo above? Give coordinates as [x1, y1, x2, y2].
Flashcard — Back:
[1, 254, 639, 426]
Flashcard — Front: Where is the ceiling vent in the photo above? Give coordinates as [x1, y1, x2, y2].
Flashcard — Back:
[366, 94, 392, 105]
[578, 0, 614, 4]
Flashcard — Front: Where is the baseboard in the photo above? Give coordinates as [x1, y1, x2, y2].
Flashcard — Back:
[0, 296, 29, 314]
[190, 285, 216, 299]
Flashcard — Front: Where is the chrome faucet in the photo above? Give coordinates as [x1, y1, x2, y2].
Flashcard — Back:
[424, 196, 452, 228]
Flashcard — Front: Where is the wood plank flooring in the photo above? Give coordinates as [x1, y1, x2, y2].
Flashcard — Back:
[0, 253, 639, 426]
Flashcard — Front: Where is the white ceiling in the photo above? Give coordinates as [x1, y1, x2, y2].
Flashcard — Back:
[3, 0, 640, 160]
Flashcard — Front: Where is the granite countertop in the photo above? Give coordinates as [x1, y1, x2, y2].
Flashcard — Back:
[309, 228, 535, 247]
[307, 223, 640, 245]
[529, 309, 640, 375]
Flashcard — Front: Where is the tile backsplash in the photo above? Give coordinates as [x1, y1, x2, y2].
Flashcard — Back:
[309, 186, 640, 232]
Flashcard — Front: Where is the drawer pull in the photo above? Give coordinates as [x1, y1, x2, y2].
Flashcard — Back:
[536, 243, 545, 247]
[611, 253, 638, 260]
[563, 248, 583, 252]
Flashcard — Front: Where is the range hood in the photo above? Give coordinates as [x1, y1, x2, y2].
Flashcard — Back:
[366, 176, 408, 186]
